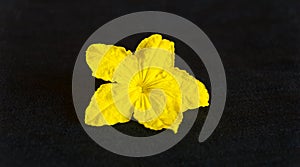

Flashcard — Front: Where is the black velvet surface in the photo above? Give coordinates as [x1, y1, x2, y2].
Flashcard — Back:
[1, 0, 299, 166]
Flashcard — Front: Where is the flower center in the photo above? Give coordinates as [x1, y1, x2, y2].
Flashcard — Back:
[136, 84, 148, 94]
[128, 67, 175, 112]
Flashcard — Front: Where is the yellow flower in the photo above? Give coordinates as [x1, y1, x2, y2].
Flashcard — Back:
[85, 34, 209, 133]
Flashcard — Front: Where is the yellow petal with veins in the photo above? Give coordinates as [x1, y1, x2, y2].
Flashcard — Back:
[86, 44, 132, 81]
[85, 84, 132, 126]
[170, 67, 209, 111]
[136, 34, 175, 67]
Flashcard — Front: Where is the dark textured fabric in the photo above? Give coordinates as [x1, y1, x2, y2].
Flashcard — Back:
[1, 0, 299, 166]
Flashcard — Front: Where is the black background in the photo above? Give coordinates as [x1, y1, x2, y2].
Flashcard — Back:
[1, 0, 299, 166]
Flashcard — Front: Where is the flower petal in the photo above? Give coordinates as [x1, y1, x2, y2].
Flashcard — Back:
[170, 67, 209, 111]
[86, 44, 132, 81]
[137, 108, 183, 134]
[111, 55, 139, 84]
[85, 84, 132, 126]
[168, 112, 183, 133]
[135, 94, 183, 133]
[112, 49, 175, 84]
[135, 34, 175, 67]
[136, 34, 175, 53]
